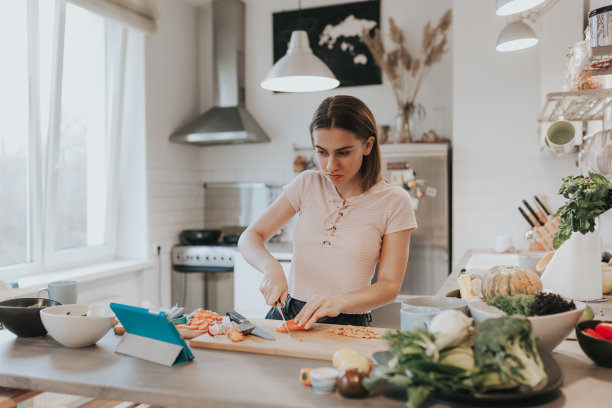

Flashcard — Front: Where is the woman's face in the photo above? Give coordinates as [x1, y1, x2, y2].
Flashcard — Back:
[312, 127, 374, 192]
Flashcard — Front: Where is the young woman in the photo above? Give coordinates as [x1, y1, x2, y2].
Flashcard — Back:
[237, 95, 417, 328]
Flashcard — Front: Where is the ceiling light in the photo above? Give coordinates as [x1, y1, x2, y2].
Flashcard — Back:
[261, 30, 340, 92]
[496, 0, 547, 16]
[496, 20, 538, 52]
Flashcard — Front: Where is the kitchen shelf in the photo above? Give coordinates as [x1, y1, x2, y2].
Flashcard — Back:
[537, 88, 612, 122]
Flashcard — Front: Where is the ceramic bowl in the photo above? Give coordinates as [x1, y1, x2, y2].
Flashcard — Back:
[40, 304, 115, 348]
[0, 298, 62, 337]
[576, 320, 612, 367]
[310, 367, 339, 393]
[469, 299, 586, 351]
[401, 296, 469, 315]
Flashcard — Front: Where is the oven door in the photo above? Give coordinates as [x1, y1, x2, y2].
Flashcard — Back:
[171, 266, 234, 315]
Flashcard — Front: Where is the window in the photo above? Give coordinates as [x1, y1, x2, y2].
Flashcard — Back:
[0, 0, 127, 278]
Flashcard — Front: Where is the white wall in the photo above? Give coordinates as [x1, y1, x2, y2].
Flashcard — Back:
[452, 0, 582, 265]
[146, 0, 205, 306]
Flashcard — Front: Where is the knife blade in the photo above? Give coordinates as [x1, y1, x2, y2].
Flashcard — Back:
[534, 195, 551, 217]
[518, 207, 535, 228]
[522, 199, 545, 226]
[226, 310, 275, 341]
[276, 301, 291, 334]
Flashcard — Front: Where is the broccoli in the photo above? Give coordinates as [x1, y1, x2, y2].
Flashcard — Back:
[486, 294, 535, 316]
[473, 315, 547, 391]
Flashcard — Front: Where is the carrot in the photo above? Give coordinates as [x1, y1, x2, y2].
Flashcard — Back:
[276, 319, 313, 332]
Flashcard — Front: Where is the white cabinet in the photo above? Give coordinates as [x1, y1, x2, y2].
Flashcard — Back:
[233, 251, 291, 318]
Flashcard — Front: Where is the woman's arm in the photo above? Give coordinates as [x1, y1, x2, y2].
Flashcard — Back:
[295, 229, 411, 328]
[237, 194, 297, 307]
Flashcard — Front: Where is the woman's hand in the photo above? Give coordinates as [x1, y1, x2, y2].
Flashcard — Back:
[259, 263, 288, 307]
[294, 295, 344, 329]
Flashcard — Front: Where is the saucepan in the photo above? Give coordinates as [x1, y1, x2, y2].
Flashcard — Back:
[179, 229, 221, 245]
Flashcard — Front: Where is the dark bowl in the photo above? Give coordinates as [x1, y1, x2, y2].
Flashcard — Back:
[0, 298, 63, 337]
[179, 229, 221, 245]
[575, 320, 612, 367]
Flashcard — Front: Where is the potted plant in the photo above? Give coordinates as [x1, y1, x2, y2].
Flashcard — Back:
[553, 171, 612, 249]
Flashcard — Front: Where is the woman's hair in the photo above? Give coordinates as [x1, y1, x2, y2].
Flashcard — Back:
[309, 95, 382, 192]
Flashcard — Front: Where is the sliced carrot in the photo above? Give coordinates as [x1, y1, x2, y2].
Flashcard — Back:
[276, 319, 313, 332]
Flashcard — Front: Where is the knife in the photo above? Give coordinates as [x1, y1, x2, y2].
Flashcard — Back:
[522, 199, 545, 226]
[534, 195, 551, 217]
[518, 207, 535, 228]
[276, 301, 291, 334]
[226, 311, 276, 341]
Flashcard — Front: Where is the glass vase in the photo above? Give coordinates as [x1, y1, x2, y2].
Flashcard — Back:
[394, 108, 413, 144]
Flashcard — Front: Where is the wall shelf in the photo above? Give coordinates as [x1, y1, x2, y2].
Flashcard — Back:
[538, 88, 612, 123]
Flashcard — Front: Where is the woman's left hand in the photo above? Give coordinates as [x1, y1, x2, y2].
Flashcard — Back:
[294, 295, 343, 329]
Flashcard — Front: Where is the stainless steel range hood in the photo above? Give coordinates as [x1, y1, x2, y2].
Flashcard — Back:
[170, 0, 269, 146]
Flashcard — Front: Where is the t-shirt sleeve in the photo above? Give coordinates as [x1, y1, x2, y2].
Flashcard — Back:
[385, 187, 418, 234]
[282, 171, 311, 212]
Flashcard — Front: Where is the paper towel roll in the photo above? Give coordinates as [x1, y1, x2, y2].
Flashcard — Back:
[540, 229, 602, 301]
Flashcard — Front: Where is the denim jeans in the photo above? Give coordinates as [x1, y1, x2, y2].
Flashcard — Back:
[264, 294, 371, 327]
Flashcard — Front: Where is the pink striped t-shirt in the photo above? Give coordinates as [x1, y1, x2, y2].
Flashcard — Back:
[283, 170, 417, 312]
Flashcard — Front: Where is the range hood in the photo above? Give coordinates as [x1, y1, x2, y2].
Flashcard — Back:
[170, 0, 269, 146]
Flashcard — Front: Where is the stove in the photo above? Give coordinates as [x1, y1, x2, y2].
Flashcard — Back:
[171, 244, 236, 272]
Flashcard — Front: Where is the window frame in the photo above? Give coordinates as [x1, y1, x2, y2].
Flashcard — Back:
[0, 0, 128, 279]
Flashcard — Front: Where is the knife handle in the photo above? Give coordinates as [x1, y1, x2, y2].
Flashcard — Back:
[226, 310, 248, 324]
[522, 200, 545, 226]
[518, 207, 535, 228]
[534, 195, 551, 217]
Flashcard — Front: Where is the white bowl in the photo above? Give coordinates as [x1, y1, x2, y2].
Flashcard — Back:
[468, 299, 586, 351]
[40, 304, 115, 348]
[401, 296, 469, 315]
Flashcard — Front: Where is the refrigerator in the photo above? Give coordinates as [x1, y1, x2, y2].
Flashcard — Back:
[379, 143, 451, 296]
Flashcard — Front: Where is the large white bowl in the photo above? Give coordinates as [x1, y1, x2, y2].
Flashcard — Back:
[468, 299, 586, 352]
[402, 296, 469, 315]
[40, 304, 115, 348]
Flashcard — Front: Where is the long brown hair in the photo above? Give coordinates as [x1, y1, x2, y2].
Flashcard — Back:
[309, 95, 382, 192]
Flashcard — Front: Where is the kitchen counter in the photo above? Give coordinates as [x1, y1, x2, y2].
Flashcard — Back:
[1, 250, 611, 407]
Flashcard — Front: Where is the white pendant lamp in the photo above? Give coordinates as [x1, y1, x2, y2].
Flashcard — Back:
[261, 30, 340, 92]
[496, 0, 547, 16]
[496, 20, 538, 52]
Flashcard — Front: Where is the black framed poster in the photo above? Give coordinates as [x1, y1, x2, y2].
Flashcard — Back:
[272, 0, 381, 88]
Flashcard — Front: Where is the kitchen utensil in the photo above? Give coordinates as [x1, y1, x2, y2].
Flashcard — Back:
[38, 280, 78, 305]
[0, 298, 62, 337]
[179, 229, 221, 245]
[167, 305, 185, 320]
[523, 200, 545, 226]
[546, 120, 576, 154]
[589, 5, 612, 47]
[190, 318, 387, 361]
[518, 207, 535, 228]
[576, 320, 612, 367]
[40, 304, 115, 348]
[400, 305, 440, 331]
[276, 301, 291, 334]
[534, 195, 551, 217]
[226, 310, 274, 341]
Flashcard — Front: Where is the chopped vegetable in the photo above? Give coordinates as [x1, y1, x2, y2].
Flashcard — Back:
[226, 328, 244, 342]
[593, 323, 612, 340]
[473, 315, 547, 391]
[275, 319, 312, 332]
[584, 328, 606, 340]
[299, 368, 312, 386]
[486, 294, 535, 316]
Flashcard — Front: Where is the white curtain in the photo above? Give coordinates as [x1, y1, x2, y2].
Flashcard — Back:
[67, 0, 158, 34]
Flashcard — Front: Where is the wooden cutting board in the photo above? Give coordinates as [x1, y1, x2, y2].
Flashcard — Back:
[189, 318, 389, 361]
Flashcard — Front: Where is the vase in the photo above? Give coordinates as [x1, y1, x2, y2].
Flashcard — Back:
[394, 108, 414, 144]
[599, 207, 612, 252]
[540, 229, 602, 301]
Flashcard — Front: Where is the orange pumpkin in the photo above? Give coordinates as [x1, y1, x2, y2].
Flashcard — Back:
[482, 265, 543, 301]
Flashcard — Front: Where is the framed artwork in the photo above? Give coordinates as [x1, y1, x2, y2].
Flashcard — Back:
[272, 0, 381, 88]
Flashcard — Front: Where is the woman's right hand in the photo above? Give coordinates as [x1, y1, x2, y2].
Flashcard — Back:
[259, 263, 288, 307]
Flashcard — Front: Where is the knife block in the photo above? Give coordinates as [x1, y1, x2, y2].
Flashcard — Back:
[531, 216, 561, 252]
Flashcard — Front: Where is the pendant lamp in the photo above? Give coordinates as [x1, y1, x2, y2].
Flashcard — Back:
[496, 20, 538, 52]
[260, 1, 339, 92]
[496, 0, 547, 16]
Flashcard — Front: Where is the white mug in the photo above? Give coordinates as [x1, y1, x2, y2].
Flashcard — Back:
[546, 120, 576, 154]
[38, 280, 78, 305]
